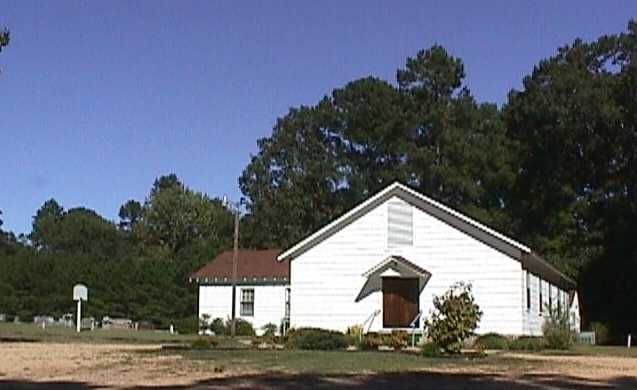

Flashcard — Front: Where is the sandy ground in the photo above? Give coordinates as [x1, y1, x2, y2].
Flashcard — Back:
[0, 343, 217, 388]
[0, 342, 636, 389]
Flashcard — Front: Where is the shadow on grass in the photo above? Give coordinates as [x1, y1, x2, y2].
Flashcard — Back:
[2, 372, 636, 389]
[0, 379, 99, 389]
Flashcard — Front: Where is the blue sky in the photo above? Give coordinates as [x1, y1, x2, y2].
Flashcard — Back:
[1, 1, 636, 234]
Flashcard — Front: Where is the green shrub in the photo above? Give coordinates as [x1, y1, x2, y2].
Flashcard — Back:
[474, 333, 509, 350]
[344, 325, 364, 346]
[191, 337, 219, 349]
[355, 331, 410, 350]
[425, 282, 483, 354]
[385, 331, 409, 350]
[225, 318, 256, 336]
[421, 341, 442, 357]
[199, 314, 211, 332]
[509, 336, 545, 351]
[251, 336, 277, 349]
[346, 324, 364, 337]
[172, 317, 199, 334]
[543, 309, 576, 350]
[357, 333, 384, 350]
[210, 318, 226, 335]
[285, 328, 348, 350]
[590, 322, 610, 345]
[262, 322, 278, 337]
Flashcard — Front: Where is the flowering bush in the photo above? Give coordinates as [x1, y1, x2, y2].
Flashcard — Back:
[425, 282, 482, 354]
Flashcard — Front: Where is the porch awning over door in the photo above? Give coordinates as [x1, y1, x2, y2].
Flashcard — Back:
[362, 255, 431, 281]
[355, 255, 431, 303]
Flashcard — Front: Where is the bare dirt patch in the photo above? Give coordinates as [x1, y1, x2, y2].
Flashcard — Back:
[0, 342, 221, 388]
[0, 343, 636, 389]
[503, 352, 637, 384]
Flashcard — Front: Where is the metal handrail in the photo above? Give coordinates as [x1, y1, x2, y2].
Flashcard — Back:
[360, 309, 381, 341]
[409, 311, 422, 328]
[409, 311, 423, 347]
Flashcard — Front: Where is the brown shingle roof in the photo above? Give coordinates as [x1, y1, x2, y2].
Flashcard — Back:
[191, 249, 289, 284]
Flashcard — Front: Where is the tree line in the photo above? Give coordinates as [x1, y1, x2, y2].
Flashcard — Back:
[0, 175, 233, 330]
[1, 21, 636, 340]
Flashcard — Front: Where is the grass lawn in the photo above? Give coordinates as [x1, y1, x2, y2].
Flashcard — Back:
[540, 344, 637, 358]
[173, 349, 539, 375]
[0, 322, 199, 344]
[179, 349, 457, 374]
[171, 344, 637, 375]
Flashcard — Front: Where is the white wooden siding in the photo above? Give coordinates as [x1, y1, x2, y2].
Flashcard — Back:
[569, 293, 581, 333]
[199, 284, 288, 335]
[521, 271, 571, 335]
[290, 195, 525, 335]
[199, 285, 232, 329]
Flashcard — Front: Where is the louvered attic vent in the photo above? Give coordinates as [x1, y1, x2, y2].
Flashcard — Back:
[387, 199, 413, 248]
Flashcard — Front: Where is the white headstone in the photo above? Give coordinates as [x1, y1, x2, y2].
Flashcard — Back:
[73, 284, 88, 301]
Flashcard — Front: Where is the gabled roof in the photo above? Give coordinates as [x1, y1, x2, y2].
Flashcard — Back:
[191, 249, 289, 285]
[278, 182, 576, 290]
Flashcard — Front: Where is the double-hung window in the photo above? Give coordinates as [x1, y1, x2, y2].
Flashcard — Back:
[240, 288, 254, 316]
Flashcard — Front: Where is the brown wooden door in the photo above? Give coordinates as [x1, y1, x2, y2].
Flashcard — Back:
[382, 277, 419, 328]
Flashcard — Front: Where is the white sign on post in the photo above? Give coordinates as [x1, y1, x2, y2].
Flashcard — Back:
[73, 284, 88, 333]
[73, 284, 88, 301]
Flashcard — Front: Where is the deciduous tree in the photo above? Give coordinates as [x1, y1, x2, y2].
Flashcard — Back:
[505, 20, 637, 338]
[118, 200, 143, 231]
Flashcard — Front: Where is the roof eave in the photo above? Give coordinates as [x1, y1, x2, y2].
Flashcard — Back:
[522, 252, 577, 290]
[277, 183, 402, 261]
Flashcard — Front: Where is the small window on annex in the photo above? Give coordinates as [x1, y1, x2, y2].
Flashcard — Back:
[240, 288, 255, 316]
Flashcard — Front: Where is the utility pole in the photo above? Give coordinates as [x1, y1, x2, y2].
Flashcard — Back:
[230, 205, 240, 338]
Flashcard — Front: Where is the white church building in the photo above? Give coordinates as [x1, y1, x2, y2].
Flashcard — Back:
[192, 182, 580, 336]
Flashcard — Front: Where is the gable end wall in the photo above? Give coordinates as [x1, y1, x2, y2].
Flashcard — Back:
[290, 196, 524, 335]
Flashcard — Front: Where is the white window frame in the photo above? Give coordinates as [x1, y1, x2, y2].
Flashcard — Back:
[240, 288, 255, 317]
